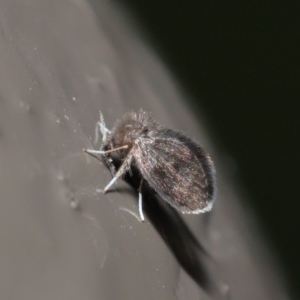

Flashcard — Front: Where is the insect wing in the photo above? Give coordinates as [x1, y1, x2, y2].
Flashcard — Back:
[135, 130, 215, 213]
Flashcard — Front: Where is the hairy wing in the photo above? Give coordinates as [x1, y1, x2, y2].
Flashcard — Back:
[134, 130, 216, 213]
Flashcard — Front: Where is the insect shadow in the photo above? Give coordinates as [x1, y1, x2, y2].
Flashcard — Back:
[116, 160, 224, 297]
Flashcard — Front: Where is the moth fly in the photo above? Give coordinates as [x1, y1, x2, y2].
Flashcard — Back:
[84, 110, 216, 222]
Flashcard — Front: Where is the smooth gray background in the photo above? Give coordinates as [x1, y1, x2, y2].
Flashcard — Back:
[0, 1, 289, 299]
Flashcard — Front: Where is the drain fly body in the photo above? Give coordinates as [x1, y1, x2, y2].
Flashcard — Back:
[84, 110, 216, 222]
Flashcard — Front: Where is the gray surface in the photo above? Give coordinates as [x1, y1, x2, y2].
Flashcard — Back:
[0, 1, 288, 299]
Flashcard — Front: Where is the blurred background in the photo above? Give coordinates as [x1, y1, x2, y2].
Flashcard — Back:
[0, 0, 297, 298]
[125, 1, 300, 297]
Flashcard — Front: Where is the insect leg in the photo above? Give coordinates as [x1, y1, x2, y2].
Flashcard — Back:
[138, 179, 145, 222]
[103, 151, 134, 193]
[83, 145, 128, 155]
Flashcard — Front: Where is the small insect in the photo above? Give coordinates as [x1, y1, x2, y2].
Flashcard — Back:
[84, 110, 216, 222]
